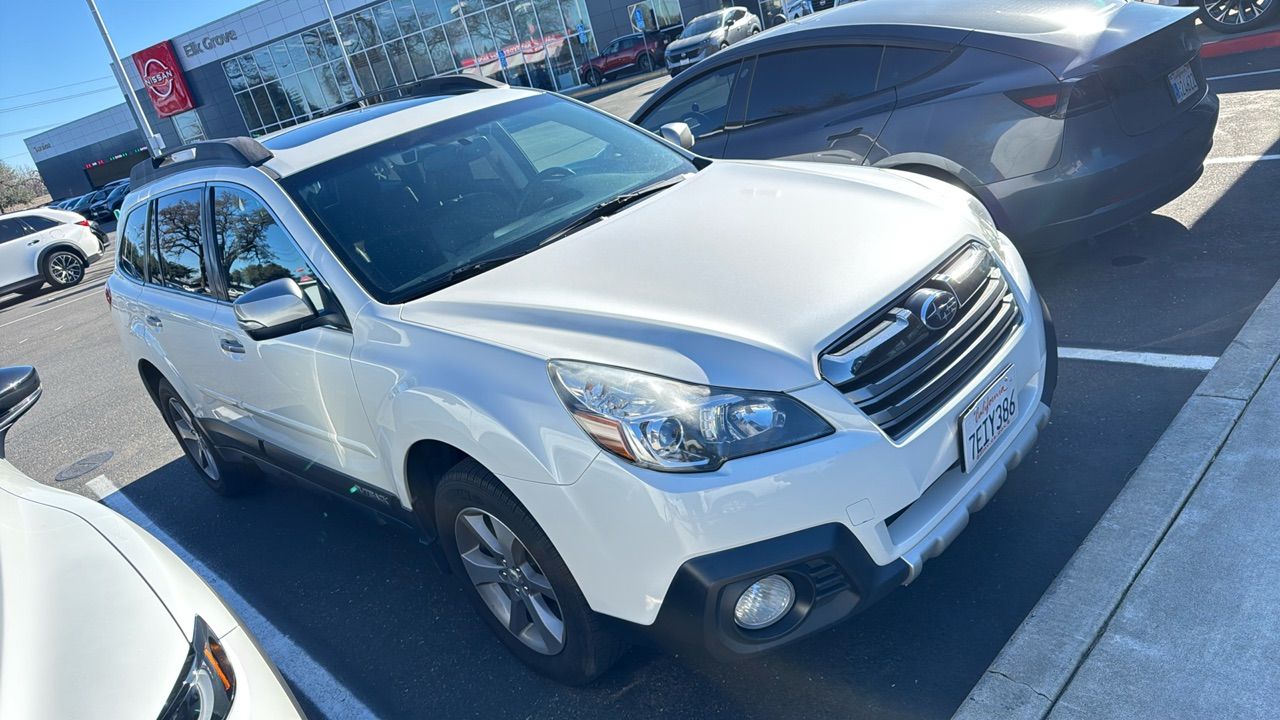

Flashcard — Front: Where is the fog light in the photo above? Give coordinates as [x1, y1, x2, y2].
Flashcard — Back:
[733, 575, 795, 629]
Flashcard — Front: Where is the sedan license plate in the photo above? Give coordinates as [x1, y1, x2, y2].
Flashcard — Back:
[1168, 63, 1198, 104]
[960, 366, 1017, 473]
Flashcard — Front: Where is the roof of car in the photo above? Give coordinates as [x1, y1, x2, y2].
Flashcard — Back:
[796, 0, 1126, 34]
[263, 87, 540, 176]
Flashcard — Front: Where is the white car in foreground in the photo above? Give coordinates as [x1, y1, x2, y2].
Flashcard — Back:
[108, 77, 1056, 684]
[0, 366, 306, 719]
[0, 208, 107, 295]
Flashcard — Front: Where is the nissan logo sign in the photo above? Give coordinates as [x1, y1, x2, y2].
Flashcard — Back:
[142, 58, 176, 99]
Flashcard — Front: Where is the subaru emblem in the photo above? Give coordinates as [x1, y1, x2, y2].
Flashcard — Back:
[913, 289, 960, 331]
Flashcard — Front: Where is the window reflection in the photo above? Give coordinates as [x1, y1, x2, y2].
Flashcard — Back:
[223, 0, 602, 136]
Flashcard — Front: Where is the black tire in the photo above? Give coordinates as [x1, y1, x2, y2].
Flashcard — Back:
[436, 459, 625, 685]
[42, 250, 85, 289]
[638, 53, 653, 73]
[1198, 0, 1279, 33]
[587, 69, 603, 87]
[156, 379, 258, 496]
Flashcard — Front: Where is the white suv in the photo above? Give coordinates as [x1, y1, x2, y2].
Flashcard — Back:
[0, 208, 107, 295]
[108, 79, 1056, 684]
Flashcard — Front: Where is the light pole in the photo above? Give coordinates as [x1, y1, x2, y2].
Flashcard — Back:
[85, 0, 164, 156]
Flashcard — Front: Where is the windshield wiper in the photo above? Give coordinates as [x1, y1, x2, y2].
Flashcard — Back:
[537, 174, 689, 248]
[392, 175, 689, 302]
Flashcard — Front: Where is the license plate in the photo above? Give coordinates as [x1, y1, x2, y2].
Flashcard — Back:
[1168, 63, 1198, 104]
[960, 366, 1017, 473]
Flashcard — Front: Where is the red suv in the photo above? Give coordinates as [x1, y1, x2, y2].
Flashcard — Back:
[580, 33, 666, 86]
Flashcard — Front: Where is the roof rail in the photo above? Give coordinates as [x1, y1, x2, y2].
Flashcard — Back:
[129, 137, 274, 189]
[311, 74, 506, 120]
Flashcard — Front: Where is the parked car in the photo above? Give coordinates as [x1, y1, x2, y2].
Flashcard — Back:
[0, 208, 107, 295]
[0, 366, 307, 719]
[66, 189, 104, 217]
[665, 8, 763, 76]
[579, 32, 666, 86]
[1174, 0, 1278, 33]
[108, 76, 1054, 684]
[633, 0, 1218, 247]
[88, 179, 131, 222]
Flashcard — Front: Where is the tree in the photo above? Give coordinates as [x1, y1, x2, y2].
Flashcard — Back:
[0, 160, 47, 213]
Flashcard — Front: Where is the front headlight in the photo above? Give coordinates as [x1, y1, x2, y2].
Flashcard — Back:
[549, 361, 833, 472]
[158, 617, 236, 720]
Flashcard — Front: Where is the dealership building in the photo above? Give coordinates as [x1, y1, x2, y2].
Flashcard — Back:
[26, 0, 751, 199]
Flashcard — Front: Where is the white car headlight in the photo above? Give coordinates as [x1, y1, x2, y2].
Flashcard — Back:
[549, 361, 833, 472]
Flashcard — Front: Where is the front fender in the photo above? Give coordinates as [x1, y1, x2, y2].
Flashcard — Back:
[352, 314, 602, 509]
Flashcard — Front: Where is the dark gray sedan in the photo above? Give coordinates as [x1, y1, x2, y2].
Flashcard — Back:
[631, 0, 1219, 247]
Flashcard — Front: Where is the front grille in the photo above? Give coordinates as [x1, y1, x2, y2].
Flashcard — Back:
[820, 243, 1021, 439]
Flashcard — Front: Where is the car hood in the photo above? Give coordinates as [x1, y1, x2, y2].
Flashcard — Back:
[0, 462, 190, 719]
[400, 161, 982, 391]
[667, 31, 720, 53]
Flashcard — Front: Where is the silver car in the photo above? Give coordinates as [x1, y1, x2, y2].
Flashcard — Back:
[665, 8, 762, 77]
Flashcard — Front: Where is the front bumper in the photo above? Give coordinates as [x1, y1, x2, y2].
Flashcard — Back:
[640, 401, 1049, 660]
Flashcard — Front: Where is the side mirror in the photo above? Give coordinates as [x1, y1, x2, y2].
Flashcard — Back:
[0, 366, 41, 458]
[660, 122, 695, 151]
[233, 278, 319, 341]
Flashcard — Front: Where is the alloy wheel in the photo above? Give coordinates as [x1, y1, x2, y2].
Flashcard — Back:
[1203, 0, 1273, 26]
[455, 507, 566, 655]
[48, 252, 83, 285]
[167, 397, 219, 481]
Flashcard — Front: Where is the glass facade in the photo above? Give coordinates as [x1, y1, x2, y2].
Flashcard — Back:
[223, 0, 601, 136]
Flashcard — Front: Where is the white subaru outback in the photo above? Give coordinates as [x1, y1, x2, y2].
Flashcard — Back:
[108, 77, 1056, 684]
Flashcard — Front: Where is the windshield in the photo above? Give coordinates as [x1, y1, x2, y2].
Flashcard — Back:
[282, 93, 696, 304]
[680, 14, 726, 37]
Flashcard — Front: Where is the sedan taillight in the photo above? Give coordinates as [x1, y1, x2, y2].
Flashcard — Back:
[1008, 74, 1110, 118]
[75, 219, 90, 227]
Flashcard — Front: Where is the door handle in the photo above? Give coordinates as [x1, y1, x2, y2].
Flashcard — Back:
[219, 338, 245, 354]
[145, 315, 163, 329]
[27, 238, 40, 245]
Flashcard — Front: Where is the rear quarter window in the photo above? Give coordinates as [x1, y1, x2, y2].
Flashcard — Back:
[877, 46, 950, 90]
[117, 205, 148, 282]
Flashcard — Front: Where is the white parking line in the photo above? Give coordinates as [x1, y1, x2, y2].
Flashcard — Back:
[1205, 154, 1280, 165]
[0, 292, 100, 329]
[1208, 68, 1280, 81]
[1058, 346, 1217, 371]
[85, 476, 377, 719]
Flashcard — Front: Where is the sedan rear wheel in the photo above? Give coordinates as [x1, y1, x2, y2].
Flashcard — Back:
[1198, 0, 1278, 33]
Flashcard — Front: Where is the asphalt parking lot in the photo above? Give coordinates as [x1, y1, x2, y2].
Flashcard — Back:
[2, 46, 1277, 720]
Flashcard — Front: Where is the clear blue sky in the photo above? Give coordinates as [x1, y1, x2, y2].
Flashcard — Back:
[0, 0, 260, 169]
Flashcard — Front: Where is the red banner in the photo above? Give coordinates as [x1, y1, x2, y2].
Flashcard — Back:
[133, 41, 194, 118]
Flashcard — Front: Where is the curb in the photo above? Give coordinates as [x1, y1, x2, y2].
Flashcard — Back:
[953, 276, 1280, 720]
[1201, 28, 1280, 58]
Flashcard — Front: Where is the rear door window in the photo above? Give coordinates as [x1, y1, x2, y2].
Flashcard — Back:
[18, 216, 59, 233]
[152, 188, 211, 296]
[745, 46, 882, 123]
